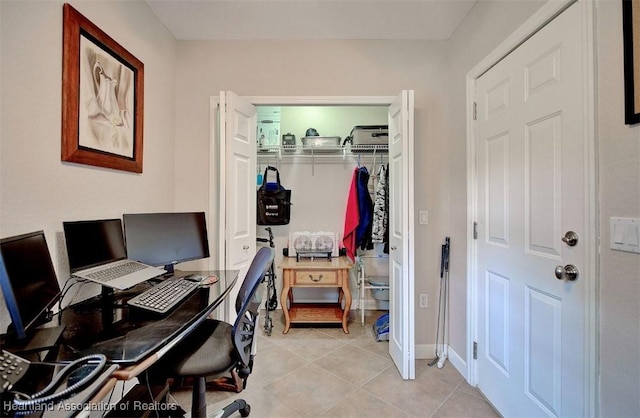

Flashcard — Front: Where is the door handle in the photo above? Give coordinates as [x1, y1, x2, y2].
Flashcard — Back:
[243, 245, 249, 250]
[554, 264, 579, 281]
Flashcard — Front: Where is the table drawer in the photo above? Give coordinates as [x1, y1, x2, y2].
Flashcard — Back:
[294, 270, 338, 285]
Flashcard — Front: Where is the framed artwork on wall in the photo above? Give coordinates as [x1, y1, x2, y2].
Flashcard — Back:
[61, 3, 144, 172]
[623, 0, 640, 124]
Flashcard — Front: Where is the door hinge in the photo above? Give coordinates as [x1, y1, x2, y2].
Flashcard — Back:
[473, 341, 478, 360]
[473, 221, 478, 239]
[473, 101, 477, 120]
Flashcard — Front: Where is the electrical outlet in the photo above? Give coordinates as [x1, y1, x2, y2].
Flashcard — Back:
[419, 293, 428, 308]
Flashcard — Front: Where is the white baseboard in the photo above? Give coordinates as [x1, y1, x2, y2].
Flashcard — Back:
[447, 346, 468, 381]
[416, 344, 436, 359]
[414, 344, 469, 381]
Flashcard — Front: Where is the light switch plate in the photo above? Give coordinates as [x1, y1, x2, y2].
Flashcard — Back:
[610, 217, 640, 254]
[419, 210, 428, 225]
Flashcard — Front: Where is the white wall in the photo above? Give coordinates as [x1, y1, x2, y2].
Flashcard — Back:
[173, 39, 451, 348]
[279, 105, 388, 142]
[0, 0, 177, 330]
[596, 1, 640, 416]
[445, 0, 546, 362]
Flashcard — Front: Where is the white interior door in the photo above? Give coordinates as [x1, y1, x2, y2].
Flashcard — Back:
[221, 91, 257, 321]
[474, 3, 588, 416]
[388, 90, 415, 379]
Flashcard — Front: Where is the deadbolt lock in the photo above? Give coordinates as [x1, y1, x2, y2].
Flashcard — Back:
[561, 231, 579, 247]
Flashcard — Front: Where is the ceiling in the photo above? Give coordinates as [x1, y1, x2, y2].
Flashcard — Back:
[144, 0, 477, 41]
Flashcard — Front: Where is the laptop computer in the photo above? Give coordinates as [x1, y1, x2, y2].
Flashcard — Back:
[63, 219, 166, 290]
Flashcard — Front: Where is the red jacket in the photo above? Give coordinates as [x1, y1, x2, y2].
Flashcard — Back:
[342, 167, 360, 261]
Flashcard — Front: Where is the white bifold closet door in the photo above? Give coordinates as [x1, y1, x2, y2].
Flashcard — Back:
[220, 91, 257, 323]
[388, 90, 415, 380]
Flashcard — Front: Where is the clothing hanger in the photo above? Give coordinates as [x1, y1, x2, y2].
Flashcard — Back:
[372, 149, 378, 176]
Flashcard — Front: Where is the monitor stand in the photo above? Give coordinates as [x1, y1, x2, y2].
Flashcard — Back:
[163, 263, 176, 276]
[1, 324, 65, 355]
[101, 285, 115, 327]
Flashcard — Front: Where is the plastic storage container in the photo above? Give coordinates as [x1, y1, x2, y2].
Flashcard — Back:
[368, 275, 389, 300]
[301, 136, 341, 153]
[367, 275, 389, 310]
[347, 125, 388, 152]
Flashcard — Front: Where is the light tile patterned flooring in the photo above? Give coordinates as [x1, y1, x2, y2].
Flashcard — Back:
[170, 310, 500, 418]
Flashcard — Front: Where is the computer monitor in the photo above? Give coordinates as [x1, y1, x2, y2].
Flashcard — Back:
[0, 231, 61, 340]
[63, 218, 128, 273]
[123, 212, 210, 273]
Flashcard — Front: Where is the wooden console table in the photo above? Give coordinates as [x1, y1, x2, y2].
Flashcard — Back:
[279, 257, 353, 334]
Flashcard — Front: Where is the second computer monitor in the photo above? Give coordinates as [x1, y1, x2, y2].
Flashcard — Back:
[0, 231, 61, 339]
[123, 212, 210, 273]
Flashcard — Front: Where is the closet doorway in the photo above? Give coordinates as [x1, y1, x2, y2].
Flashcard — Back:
[212, 92, 416, 379]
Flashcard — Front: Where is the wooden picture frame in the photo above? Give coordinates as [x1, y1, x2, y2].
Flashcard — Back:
[62, 3, 144, 172]
[623, 0, 640, 124]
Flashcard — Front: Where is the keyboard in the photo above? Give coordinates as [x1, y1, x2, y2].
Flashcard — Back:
[86, 261, 147, 282]
[0, 350, 30, 393]
[127, 277, 200, 314]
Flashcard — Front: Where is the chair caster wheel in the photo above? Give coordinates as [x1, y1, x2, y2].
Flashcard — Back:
[240, 404, 251, 417]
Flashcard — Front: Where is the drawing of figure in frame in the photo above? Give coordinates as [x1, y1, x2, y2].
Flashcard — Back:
[78, 35, 135, 158]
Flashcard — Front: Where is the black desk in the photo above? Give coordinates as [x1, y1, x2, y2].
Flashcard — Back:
[2, 270, 239, 417]
[58, 270, 239, 367]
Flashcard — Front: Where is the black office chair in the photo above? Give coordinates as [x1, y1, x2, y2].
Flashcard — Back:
[156, 247, 275, 418]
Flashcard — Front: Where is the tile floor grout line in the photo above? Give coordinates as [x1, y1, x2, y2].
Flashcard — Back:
[428, 378, 464, 418]
[355, 385, 410, 417]
[189, 312, 498, 418]
[356, 361, 395, 389]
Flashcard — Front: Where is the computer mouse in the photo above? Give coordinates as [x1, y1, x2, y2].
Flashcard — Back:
[202, 275, 218, 285]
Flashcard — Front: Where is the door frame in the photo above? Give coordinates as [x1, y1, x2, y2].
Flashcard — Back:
[212, 95, 397, 266]
[210, 95, 415, 357]
[465, 0, 598, 415]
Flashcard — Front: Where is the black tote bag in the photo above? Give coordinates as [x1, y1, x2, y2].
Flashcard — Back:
[257, 166, 292, 225]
